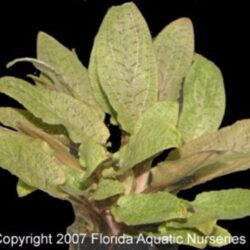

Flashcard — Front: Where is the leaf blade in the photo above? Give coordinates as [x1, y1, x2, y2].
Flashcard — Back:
[192, 189, 250, 220]
[118, 101, 181, 172]
[178, 54, 225, 142]
[149, 120, 250, 192]
[88, 33, 117, 118]
[92, 178, 124, 200]
[79, 138, 109, 179]
[96, 2, 158, 133]
[154, 18, 194, 101]
[37, 32, 102, 114]
[111, 192, 188, 225]
[17, 179, 36, 197]
[0, 77, 109, 144]
[0, 130, 84, 198]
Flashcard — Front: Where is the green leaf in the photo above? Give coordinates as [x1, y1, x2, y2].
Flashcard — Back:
[27, 73, 55, 90]
[0, 77, 109, 144]
[120, 169, 135, 194]
[118, 101, 181, 172]
[178, 54, 225, 142]
[16, 179, 36, 197]
[37, 32, 102, 114]
[111, 192, 188, 225]
[154, 18, 194, 101]
[92, 178, 124, 200]
[18, 121, 82, 170]
[174, 151, 250, 192]
[180, 119, 250, 156]
[0, 107, 66, 135]
[7, 58, 69, 93]
[0, 107, 36, 131]
[161, 119, 250, 191]
[166, 212, 217, 235]
[0, 130, 84, 198]
[192, 189, 250, 220]
[158, 225, 207, 249]
[208, 225, 232, 247]
[88, 32, 117, 119]
[79, 137, 109, 178]
[96, 2, 158, 133]
[158, 224, 231, 249]
[148, 150, 215, 191]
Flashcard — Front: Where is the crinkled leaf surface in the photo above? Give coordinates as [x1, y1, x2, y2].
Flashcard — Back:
[96, 2, 158, 133]
[37, 32, 102, 114]
[0, 107, 39, 131]
[160, 226, 207, 249]
[0, 107, 66, 135]
[154, 18, 194, 101]
[79, 137, 109, 178]
[0, 130, 84, 198]
[166, 212, 217, 235]
[192, 189, 250, 220]
[158, 225, 207, 249]
[180, 119, 250, 156]
[162, 119, 250, 191]
[150, 120, 250, 192]
[178, 54, 225, 142]
[118, 101, 181, 172]
[149, 151, 215, 191]
[0, 77, 109, 144]
[111, 192, 188, 225]
[88, 34, 116, 118]
[18, 122, 81, 170]
[92, 178, 124, 200]
[158, 224, 231, 249]
[172, 151, 250, 192]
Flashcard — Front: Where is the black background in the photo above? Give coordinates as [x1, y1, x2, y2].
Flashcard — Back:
[0, 0, 250, 249]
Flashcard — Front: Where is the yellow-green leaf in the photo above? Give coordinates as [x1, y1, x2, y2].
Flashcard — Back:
[17, 179, 36, 197]
[178, 54, 225, 142]
[180, 119, 250, 156]
[37, 32, 102, 114]
[111, 192, 188, 225]
[18, 121, 81, 170]
[0, 77, 109, 144]
[27, 73, 55, 90]
[159, 224, 231, 249]
[0, 107, 66, 135]
[7, 58, 68, 93]
[162, 119, 250, 191]
[158, 225, 207, 249]
[154, 18, 194, 101]
[118, 101, 181, 172]
[192, 189, 250, 220]
[148, 150, 217, 192]
[92, 178, 124, 200]
[208, 225, 232, 247]
[79, 137, 109, 179]
[96, 2, 158, 133]
[88, 33, 117, 119]
[0, 130, 84, 198]
[166, 212, 217, 235]
[174, 151, 250, 192]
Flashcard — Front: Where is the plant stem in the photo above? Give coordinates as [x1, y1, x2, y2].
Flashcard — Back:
[103, 209, 123, 236]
